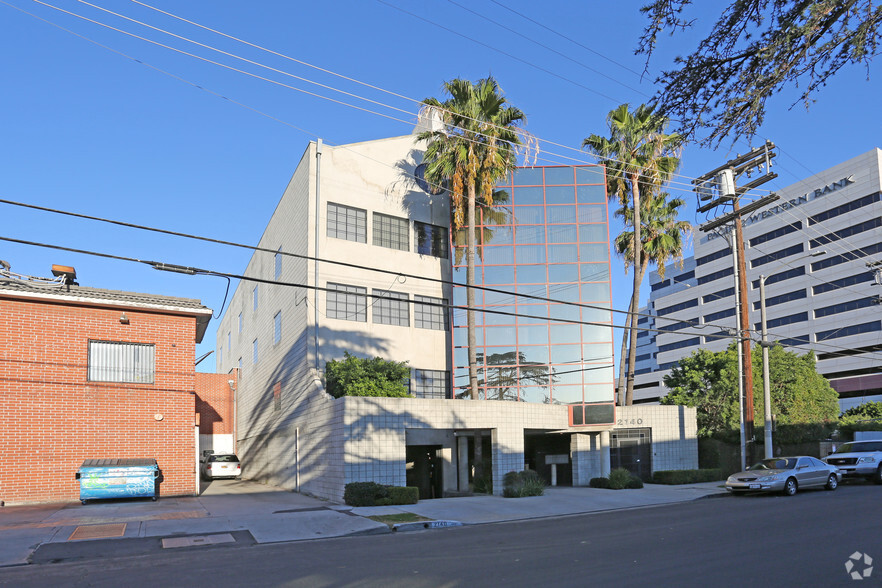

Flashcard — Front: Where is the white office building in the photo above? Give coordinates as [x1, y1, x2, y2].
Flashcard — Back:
[214, 126, 698, 502]
[634, 148, 882, 411]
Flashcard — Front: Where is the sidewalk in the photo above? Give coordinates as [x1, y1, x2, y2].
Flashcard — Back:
[0, 479, 727, 567]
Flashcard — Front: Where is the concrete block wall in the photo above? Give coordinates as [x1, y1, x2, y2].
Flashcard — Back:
[615, 405, 698, 472]
[1, 299, 198, 504]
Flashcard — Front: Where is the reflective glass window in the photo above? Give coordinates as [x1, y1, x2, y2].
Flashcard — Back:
[577, 184, 606, 203]
[582, 343, 611, 362]
[512, 185, 544, 204]
[485, 226, 514, 245]
[583, 384, 612, 403]
[554, 370, 583, 386]
[544, 167, 575, 185]
[485, 327, 516, 346]
[546, 186, 576, 204]
[518, 325, 548, 344]
[484, 288, 517, 306]
[548, 205, 576, 224]
[482, 265, 515, 285]
[516, 264, 547, 283]
[519, 386, 548, 403]
[550, 325, 581, 345]
[575, 166, 605, 185]
[581, 282, 610, 301]
[519, 345, 549, 364]
[548, 244, 578, 263]
[581, 307, 611, 323]
[551, 385, 582, 405]
[579, 224, 607, 242]
[515, 225, 546, 244]
[517, 245, 546, 264]
[579, 243, 608, 261]
[548, 303, 581, 322]
[513, 206, 545, 224]
[517, 283, 548, 297]
[481, 246, 514, 265]
[513, 168, 544, 186]
[547, 225, 578, 243]
[548, 263, 579, 283]
[580, 264, 610, 282]
[577, 205, 605, 224]
[583, 365, 614, 384]
[518, 304, 548, 323]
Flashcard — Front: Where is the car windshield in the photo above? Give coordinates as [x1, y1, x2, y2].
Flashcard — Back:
[211, 455, 239, 462]
[749, 458, 796, 470]
[833, 442, 882, 454]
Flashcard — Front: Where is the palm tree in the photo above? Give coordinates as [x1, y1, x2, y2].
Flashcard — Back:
[583, 103, 682, 406]
[416, 77, 530, 401]
[612, 193, 691, 402]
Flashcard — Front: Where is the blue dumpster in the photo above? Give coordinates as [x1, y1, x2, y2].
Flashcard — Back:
[76, 458, 159, 504]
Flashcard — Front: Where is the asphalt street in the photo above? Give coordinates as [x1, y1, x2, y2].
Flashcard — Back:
[1, 482, 878, 587]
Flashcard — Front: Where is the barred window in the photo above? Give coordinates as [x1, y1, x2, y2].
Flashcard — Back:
[373, 213, 410, 251]
[373, 289, 409, 326]
[88, 341, 155, 383]
[415, 221, 449, 258]
[414, 295, 447, 330]
[327, 283, 367, 322]
[327, 202, 367, 243]
[411, 369, 449, 399]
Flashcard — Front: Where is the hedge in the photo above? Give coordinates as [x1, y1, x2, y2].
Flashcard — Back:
[652, 469, 724, 485]
[343, 482, 419, 506]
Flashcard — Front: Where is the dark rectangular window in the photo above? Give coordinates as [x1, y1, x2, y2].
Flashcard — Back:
[414, 295, 447, 330]
[636, 353, 653, 362]
[415, 221, 449, 258]
[658, 337, 701, 354]
[372, 290, 409, 326]
[703, 308, 736, 323]
[810, 217, 882, 249]
[752, 266, 805, 289]
[675, 270, 695, 282]
[327, 202, 367, 243]
[656, 298, 698, 317]
[658, 318, 697, 333]
[88, 341, 155, 383]
[327, 283, 367, 322]
[658, 360, 680, 370]
[813, 272, 874, 295]
[637, 316, 649, 325]
[752, 289, 807, 310]
[751, 244, 804, 269]
[411, 369, 449, 399]
[808, 192, 881, 225]
[696, 248, 730, 266]
[815, 297, 877, 319]
[373, 212, 410, 251]
[637, 330, 650, 339]
[698, 266, 734, 286]
[811, 242, 882, 271]
[651, 278, 670, 292]
[755, 312, 808, 331]
[703, 287, 734, 303]
[749, 222, 802, 247]
[816, 320, 882, 341]
[776, 335, 810, 347]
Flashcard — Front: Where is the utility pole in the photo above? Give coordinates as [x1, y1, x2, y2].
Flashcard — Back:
[695, 141, 780, 467]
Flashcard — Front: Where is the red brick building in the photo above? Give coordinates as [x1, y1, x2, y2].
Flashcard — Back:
[0, 268, 212, 504]
[195, 371, 238, 455]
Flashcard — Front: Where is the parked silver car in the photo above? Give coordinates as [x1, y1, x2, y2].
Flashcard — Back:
[725, 456, 841, 496]
[201, 453, 241, 480]
[823, 440, 882, 483]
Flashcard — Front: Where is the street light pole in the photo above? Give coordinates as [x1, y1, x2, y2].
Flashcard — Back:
[759, 275, 773, 459]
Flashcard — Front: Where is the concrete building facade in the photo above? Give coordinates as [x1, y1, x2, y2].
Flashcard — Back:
[634, 148, 882, 410]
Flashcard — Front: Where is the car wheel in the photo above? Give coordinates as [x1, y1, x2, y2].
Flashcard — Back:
[783, 477, 798, 496]
[875, 465, 882, 485]
[825, 474, 838, 490]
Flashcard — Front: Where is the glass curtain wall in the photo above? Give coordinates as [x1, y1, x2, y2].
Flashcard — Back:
[451, 166, 615, 409]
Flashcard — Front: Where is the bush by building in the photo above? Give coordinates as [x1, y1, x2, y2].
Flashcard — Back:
[343, 482, 419, 506]
[502, 470, 545, 498]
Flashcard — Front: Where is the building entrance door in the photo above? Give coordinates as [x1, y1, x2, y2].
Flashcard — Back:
[610, 428, 652, 481]
[406, 445, 443, 500]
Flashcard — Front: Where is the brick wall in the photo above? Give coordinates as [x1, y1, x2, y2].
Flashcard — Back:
[0, 297, 198, 504]
[195, 371, 236, 435]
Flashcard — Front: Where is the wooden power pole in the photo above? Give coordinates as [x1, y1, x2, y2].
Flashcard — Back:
[694, 141, 780, 465]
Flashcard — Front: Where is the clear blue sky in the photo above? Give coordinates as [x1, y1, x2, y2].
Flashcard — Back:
[2, 1, 879, 371]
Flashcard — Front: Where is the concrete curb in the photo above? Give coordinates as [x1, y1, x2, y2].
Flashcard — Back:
[392, 520, 463, 532]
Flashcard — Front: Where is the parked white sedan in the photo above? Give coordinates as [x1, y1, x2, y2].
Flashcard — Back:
[725, 456, 841, 496]
[200, 454, 241, 480]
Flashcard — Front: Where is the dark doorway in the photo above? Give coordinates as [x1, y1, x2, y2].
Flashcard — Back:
[524, 432, 572, 486]
[406, 445, 443, 500]
[611, 428, 652, 481]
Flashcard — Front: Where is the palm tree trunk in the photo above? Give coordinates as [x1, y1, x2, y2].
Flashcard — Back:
[626, 173, 642, 406]
[467, 166, 483, 486]
[616, 292, 637, 405]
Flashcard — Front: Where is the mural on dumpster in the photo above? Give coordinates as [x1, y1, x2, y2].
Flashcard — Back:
[79, 466, 157, 500]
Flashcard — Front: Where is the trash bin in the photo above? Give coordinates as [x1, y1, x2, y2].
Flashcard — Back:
[76, 458, 159, 504]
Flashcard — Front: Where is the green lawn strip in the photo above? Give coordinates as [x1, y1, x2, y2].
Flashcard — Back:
[366, 513, 433, 527]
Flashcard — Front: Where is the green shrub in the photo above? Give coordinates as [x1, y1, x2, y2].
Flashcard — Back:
[502, 470, 545, 498]
[472, 470, 493, 494]
[387, 486, 419, 505]
[651, 469, 724, 485]
[625, 477, 644, 489]
[325, 352, 411, 398]
[608, 468, 634, 490]
[344, 482, 388, 506]
[589, 477, 611, 488]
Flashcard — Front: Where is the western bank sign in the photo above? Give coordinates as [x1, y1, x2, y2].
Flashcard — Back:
[743, 175, 855, 227]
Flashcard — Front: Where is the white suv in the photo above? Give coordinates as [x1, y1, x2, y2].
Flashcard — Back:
[824, 440, 882, 483]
